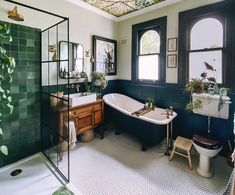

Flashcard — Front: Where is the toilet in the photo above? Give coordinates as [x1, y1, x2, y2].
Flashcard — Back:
[192, 134, 223, 178]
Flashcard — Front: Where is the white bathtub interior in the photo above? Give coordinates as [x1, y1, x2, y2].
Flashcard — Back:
[0, 153, 81, 195]
[103, 93, 177, 125]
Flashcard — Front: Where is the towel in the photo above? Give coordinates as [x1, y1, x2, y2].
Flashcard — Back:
[65, 121, 77, 149]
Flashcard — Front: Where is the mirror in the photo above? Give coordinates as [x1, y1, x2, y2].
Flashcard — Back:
[59, 41, 84, 78]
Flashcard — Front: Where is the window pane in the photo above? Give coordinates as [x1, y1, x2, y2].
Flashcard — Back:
[138, 55, 158, 80]
[190, 18, 223, 50]
[77, 44, 83, 58]
[189, 50, 222, 83]
[140, 30, 160, 54]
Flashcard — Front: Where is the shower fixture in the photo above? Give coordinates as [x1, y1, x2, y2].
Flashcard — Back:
[8, 6, 24, 21]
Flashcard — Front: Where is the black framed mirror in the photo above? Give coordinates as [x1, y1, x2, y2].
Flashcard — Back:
[59, 41, 84, 78]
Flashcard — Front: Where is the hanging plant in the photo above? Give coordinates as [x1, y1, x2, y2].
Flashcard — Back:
[0, 23, 16, 155]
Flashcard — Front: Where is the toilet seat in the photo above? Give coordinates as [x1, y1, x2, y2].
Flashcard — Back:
[192, 134, 222, 150]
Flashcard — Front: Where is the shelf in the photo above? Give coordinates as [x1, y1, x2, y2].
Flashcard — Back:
[41, 59, 68, 63]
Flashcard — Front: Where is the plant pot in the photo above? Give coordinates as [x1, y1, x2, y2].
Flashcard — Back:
[219, 88, 228, 96]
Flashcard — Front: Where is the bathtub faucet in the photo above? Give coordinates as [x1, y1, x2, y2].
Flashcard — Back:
[169, 106, 173, 116]
[161, 109, 170, 119]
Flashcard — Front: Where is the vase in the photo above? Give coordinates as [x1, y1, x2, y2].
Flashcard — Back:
[213, 83, 219, 95]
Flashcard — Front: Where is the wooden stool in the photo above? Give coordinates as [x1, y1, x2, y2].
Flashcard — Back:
[169, 136, 193, 170]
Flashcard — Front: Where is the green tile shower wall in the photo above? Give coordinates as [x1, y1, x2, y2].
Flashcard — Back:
[0, 21, 41, 167]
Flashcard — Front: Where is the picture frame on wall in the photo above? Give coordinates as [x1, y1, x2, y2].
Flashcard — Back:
[168, 37, 177, 52]
[92, 35, 117, 75]
[167, 54, 177, 68]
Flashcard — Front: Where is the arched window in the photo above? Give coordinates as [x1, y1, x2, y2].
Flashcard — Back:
[189, 18, 224, 83]
[132, 16, 166, 84]
[138, 30, 160, 80]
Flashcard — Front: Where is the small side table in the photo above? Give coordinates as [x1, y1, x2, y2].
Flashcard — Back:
[169, 136, 193, 170]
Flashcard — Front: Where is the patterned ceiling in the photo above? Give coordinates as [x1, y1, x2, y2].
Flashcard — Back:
[81, 0, 165, 17]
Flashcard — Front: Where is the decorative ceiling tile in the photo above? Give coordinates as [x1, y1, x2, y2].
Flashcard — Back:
[81, 0, 166, 17]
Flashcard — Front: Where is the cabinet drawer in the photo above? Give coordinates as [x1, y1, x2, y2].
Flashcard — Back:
[71, 106, 93, 116]
[94, 103, 102, 110]
[76, 114, 93, 134]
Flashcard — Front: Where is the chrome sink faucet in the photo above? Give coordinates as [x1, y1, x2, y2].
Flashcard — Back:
[75, 84, 80, 93]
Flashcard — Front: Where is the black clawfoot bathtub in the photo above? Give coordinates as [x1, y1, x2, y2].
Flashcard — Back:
[103, 93, 177, 153]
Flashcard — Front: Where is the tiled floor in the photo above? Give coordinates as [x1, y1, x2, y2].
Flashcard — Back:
[68, 130, 233, 195]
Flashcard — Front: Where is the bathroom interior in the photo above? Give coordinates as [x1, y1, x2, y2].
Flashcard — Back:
[0, 0, 235, 194]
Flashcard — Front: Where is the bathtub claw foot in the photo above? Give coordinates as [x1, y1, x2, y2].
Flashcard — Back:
[141, 145, 148, 151]
[115, 131, 121, 135]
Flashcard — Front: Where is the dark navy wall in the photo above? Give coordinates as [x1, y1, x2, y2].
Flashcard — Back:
[105, 80, 234, 156]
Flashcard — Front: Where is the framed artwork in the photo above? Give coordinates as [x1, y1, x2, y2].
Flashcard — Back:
[168, 38, 177, 52]
[167, 54, 177, 68]
[92, 35, 117, 75]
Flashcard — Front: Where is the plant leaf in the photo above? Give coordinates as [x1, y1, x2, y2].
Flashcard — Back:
[0, 46, 6, 54]
[204, 62, 214, 71]
[0, 145, 8, 155]
[0, 128, 2, 135]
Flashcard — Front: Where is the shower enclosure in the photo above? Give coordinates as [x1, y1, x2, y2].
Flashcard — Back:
[3, 0, 71, 182]
[41, 19, 70, 182]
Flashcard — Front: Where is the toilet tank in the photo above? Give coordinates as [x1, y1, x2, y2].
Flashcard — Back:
[192, 93, 231, 119]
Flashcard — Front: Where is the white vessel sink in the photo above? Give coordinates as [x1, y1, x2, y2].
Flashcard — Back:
[63, 93, 97, 107]
[192, 93, 231, 119]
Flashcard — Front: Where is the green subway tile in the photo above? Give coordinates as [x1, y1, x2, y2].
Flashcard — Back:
[12, 37, 19, 45]
[19, 39, 26, 45]
[19, 92, 27, 100]
[11, 44, 19, 51]
[19, 31, 26, 39]
[18, 59, 27, 65]
[3, 44, 10, 50]
[26, 52, 35, 59]
[27, 72, 35, 79]
[18, 52, 26, 59]
[0, 21, 41, 167]
[11, 29, 19, 37]
[19, 111, 27, 119]
[27, 79, 35, 85]
[27, 27, 35, 34]
[27, 46, 34, 52]
[26, 39, 34, 47]
[19, 85, 27, 92]
[27, 66, 35, 72]
[11, 86, 19, 93]
[19, 25, 26, 31]
[18, 65, 26, 71]
[19, 45, 26, 52]
[11, 23, 19, 31]
[27, 33, 35, 39]
[11, 51, 18, 59]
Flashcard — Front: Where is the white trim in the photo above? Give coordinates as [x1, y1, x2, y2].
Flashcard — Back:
[65, 0, 182, 22]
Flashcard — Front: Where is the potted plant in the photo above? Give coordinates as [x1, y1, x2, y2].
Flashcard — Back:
[90, 71, 108, 90]
[145, 97, 155, 110]
[186, 99, 202, 112]
[185, 79, 205, 94]
[219, 87, 229, 97]
[0, 23, 16, 155]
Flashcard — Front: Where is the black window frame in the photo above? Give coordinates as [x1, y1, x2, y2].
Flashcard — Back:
[132, 16, 167, 85]
[178, 1, 234, 88]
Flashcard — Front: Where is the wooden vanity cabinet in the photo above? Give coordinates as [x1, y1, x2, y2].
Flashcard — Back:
[59, 99, 104, 139]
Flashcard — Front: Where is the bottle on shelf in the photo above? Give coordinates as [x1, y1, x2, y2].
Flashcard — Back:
[63, 68, 67, 78]
[60, 67, 63, 77]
